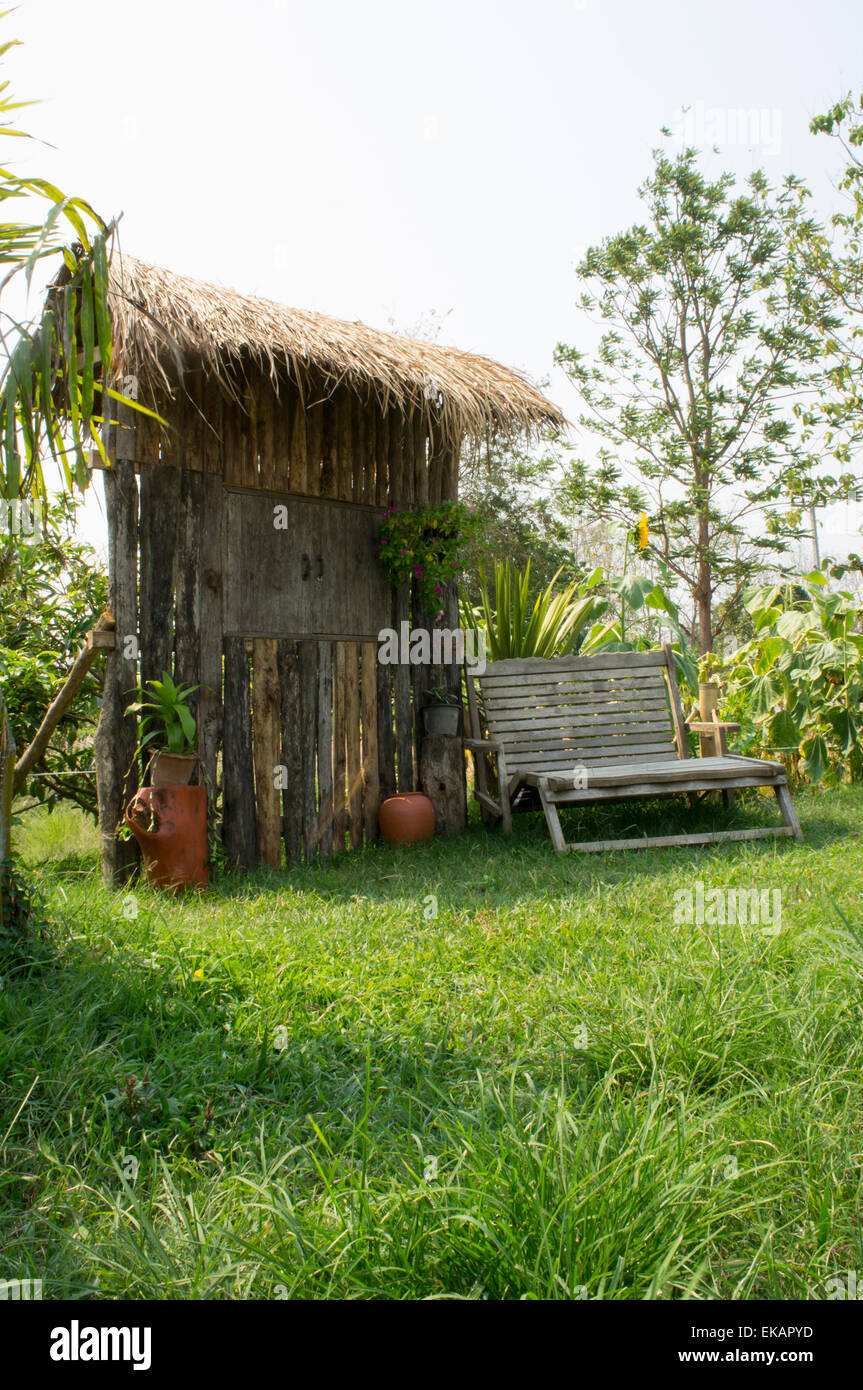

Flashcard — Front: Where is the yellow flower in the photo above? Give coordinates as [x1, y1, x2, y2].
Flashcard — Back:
[636, 513, 649, 551]
[193, 969, 204, 980]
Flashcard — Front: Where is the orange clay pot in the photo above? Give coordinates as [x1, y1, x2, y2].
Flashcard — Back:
[378, 792, 435, 845]
[125, 785, 209, 891]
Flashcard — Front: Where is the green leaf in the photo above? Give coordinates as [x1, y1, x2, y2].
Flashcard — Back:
[801, 732, 831, 784]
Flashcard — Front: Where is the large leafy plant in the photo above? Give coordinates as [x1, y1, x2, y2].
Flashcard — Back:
[129, 673, 198, 760]
[578, 567, 699, 693]
[0, 492, 107, 816]
[714, 575, 863, 783]
[463, 559, 606, 661]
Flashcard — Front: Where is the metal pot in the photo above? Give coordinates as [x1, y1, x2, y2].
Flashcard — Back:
[422, 704, 461, 737]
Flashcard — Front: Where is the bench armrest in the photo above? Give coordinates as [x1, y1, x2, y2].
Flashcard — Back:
[687, 720, 741, 733]
[464, 737, 504, 752]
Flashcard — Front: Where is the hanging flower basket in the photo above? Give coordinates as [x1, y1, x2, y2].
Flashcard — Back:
[374, 501, 481, 617]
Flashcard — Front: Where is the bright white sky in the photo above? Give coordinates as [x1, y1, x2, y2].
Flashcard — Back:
[10, 0, 863, 558]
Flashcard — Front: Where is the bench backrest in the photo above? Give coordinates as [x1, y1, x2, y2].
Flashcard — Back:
[471, 648, 688, 774]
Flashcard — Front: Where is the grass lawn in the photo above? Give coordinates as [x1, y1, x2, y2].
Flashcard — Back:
[2, 786, 862, 1300]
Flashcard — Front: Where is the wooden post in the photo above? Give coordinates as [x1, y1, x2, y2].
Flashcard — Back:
[345, 642, 363, 848]
[333, 642, 349, 851]
[299, 642, 319, 857]
[277, 639, 303, 862]
[174, 468, 203, 710]
[198, 474, 224, 827]
[139, 463, 181, 700]
[417, 578, 466, 835]
[376, 648, 396, 800]
[252, 638, 282, 867]
[394, 581, 413, 791]
[420, 734, 467, 835]
[223, 636, 258, 867]
[94, 436, 140, 884]
[361, 641, 380, 842]
[698, 680, 726, 757]
[317, 641, 334, 855]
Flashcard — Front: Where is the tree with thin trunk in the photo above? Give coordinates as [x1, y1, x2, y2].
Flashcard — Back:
[555, 144, 846, 656]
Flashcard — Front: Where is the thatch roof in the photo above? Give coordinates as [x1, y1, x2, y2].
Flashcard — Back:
[106, 252, 565, 443]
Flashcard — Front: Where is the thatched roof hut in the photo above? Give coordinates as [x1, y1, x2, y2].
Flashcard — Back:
[93, 250, 564, 882]
[107, 253, 563, 460]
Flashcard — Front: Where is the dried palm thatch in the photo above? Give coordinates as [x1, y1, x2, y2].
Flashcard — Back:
[106, 252, 565, 444]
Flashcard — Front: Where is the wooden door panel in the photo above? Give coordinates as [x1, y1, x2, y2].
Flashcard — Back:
[223, 488, 390, 639]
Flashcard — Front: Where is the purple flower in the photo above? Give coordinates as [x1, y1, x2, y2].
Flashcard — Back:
[414, 563, 423, 578]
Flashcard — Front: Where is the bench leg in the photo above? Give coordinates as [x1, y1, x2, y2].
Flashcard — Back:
[498, 751, 513, 834]
[774, 781, 803, 840]
[537, 779, 566, 854]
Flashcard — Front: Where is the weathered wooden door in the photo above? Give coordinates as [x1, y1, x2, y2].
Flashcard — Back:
[223, 489, 391, 640]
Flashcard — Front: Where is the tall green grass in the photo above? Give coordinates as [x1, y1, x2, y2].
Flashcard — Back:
[1, 790, 861, 1299]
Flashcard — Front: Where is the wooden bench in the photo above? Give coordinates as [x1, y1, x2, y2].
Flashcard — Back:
[464, 646, 802, 853]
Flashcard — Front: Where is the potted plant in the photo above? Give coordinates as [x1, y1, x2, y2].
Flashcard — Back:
[374, 501, 481, 619]
[129, 672, 199, 787]
[422, 685, 461, 736]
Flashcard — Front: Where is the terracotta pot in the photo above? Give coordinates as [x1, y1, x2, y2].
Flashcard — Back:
[150, 751, 198, 787]
[378, 792, 436, 845]
[125, 785, 209, 891]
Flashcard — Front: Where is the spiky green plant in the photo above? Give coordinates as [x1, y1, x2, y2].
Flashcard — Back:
[463, 559, 606, 661]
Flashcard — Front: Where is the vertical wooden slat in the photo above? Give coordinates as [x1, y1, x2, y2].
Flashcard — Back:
[290, 392, 309, 495]
[223, 636, 258, 867]
[316, 642, 334, 855]
[350, 397, 364, 505]
[253, 638, 282, 867]
[427, 423, 444, 504]
[174, 469, 202, 711]
[299, 642, 319, 856]
[260, 386, 276, 490]
[273, 383, 292, 492]
[183, 373, 204, 473]
[376, 410, 389, 506]
[198, 473, 223, 824]
[402, 412, 416, 505]
[277, 639, 303, 862]
[441, 438, 459, 500]
[335, 395, 352, 502]
[345, 641, 363, 848]
[376, 647, 396, 800]
[388, 410, 405, 506]
[333, 642, 348, 851]
[139, 463, 181, 701]
[361, 641, 380, 843]
[413, 412, 428, 504]
[202, 379, 224, 475]
[307, 395, 325, 498]
[394, 581, 413, 791]
[245, 387, 259, 486]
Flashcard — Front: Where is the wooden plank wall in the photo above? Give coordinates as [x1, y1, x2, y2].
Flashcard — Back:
[98, 367, 462, 873]
[241, 638, 395, 864]
[134, 370, 461, 510]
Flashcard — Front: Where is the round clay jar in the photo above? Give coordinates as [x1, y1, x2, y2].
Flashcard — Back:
[378, 792, 436, 845]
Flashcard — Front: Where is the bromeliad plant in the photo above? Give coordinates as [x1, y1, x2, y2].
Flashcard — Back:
[714, 575, 863, 783]
[129, 673, 198, 762]
[375, 501, 482, 618]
